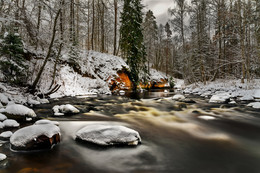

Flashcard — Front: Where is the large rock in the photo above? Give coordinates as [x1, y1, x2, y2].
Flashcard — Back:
[0, 113, 7, 121]
[0, 153, 6, 161]
[4, 103, 36, 118]
[10, 124, 60, 151]
[3, 119, 19, 128]
[34, 119, 59, 126]
[52, 104, 80, 116]
[209, 92, 230, 103]
[247, 102, 260, 109]
[75, 125, 141, 146]
[172, 94, 185, 101]
[253, 90, 260, 99]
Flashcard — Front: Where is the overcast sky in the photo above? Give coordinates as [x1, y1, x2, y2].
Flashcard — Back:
[143, 0, 175, 25]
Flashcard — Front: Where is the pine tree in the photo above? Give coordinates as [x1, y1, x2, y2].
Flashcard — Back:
[143, 10, 157, 73]
[120, 0, 147, 90]
[0, 32, 28, 85]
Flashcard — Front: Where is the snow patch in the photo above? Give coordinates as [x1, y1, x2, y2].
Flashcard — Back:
[198, 116, 216, 120]
[0, 122, 4, 129]
[172, 94, 185, 101]
[0, 93, 9, 104]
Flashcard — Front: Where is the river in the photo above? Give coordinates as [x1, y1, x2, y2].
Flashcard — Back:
[1, 90, 260, 173]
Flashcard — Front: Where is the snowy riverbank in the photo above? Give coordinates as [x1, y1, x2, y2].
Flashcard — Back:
[182, 79, 260, 108]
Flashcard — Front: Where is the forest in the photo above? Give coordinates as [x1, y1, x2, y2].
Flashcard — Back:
[0, 1, 260, 173]
[0, 0, 259, 91]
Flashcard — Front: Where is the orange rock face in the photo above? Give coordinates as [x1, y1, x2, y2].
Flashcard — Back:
[109, 70, 169, 92]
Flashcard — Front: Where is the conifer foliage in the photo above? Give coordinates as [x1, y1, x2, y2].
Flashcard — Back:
[120, 0, 147, 90]
[0, 33, 27, 85]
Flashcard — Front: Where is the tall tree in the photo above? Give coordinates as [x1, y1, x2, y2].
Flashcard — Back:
[120, 0, 146, 90]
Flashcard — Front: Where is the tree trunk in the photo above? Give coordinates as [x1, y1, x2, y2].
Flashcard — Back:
[113, 0, 118, 55]
[30, 9, 61, 92]
[91, 0, 95, 50]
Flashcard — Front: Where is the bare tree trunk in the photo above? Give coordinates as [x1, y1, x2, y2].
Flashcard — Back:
[35, 3, 42, 50]
[113, 0, 118, 55]
[91, 0, 95, 50]
[30, 9, 61, 92]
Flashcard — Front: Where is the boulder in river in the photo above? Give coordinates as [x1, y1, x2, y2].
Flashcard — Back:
[10, 124, 60, 151]
[253, 90, 260, 99]
[34, 119, 59, 126]
[3, 119, 19, 128]
[53, 104, 80, 116]
[209, 92, 230, 104]
[0, 131, 13, 139]
[75, 124, 141, 146]
[247, 102, 260, 109]
[0, 153, 7, 161]
[0, 113, 7, 121]
[172, 94, 185, 101]
[4, 103, 36, 119]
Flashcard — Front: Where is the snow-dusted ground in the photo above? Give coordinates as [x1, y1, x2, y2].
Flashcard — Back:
[183, 79, 260, 108]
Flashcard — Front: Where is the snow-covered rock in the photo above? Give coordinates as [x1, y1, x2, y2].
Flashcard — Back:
[172, 94, 185, 101]
[3, 119, 19, 128]
[119, 90, 125, 95]
[229, 100, 236, 104]
[52, 104, 80, 116]
[209, 92, 230, 103]
[5, 103, 36, 118]
[0, 102, 3, 108]
[198, 116, 216, 120]
[0, 131, 13, 138]
[253, 89, 260, 99]
[0, 153, 6, 161]
[37, 98, 49, 104]
[10, 124, 60, 150]
[247, 102, 260, 109]
[0, 122, 4, 129]
[239, 95, 254, 101]
[75, 125, 141, 146]
[0, 93, 9, 104]
[0, 113, 7, 121]
[34, 119, 59, 126]
[27, 97, 40, 105]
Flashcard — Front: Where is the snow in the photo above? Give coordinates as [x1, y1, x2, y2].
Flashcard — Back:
[209, 92, 231, 103]
[37, 98, 49, 104]
[3, 119, 19, 127]
[75, 124, 141, 146]
[0, 131, 13, 138]
[253, 89, 260, 99]
[10, 124, 60, 148]
[53, 104, 79, 116]
[172, 94, 185, 101]
[185, 79, 260, 102]
[34, 119, 59, 126]
[0, 122, 4, 129]
[27, 97, 40, 105]
[0, 113, 7, 121]
[0, 153, 6, 161]
[247, 102, 260, 109]
[0, 93, 9, 104]
[5, 103, 36, 117]
[198, 116, 216, 120]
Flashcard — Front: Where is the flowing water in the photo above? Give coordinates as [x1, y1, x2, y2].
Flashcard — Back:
[1, 90, 260, 173]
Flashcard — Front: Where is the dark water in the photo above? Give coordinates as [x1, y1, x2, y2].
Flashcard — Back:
[1, 90, 260, 173]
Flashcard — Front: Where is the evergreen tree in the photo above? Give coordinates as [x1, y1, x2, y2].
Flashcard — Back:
[120, 0, 147, 90]
[143, 10, 157, 73]
[0, 33, 28, 85]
